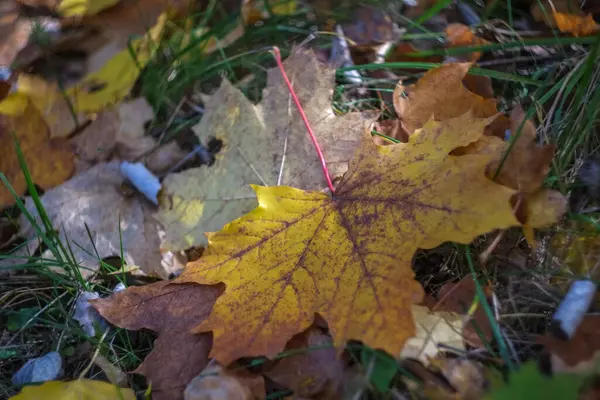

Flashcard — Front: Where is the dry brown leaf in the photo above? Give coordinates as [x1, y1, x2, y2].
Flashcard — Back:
[432, 357, 488, 400]
[0, 101, 74, 208]
[156, 49, 369, 250]
[538, 315, 600, 373]
[0, 0, 31, 68]
[93, 281, 224, 400]
[184, 364, 265, 400]
[445, 23, 489, 62]
[10, 162, 168, 278]
[265, 327, 343, 398]
[394, 63, 498, 138]
[72, 97, 154, 162]
[489, 106, 556, 193]
[434, 278, 492, 348]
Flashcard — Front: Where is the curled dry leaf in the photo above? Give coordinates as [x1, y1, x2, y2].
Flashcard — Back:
[176, 112, 539, 365]
[184, 364, 265, 400]
[400, 305, 464, 363]
[445, 23, 489, 62]
[265, 327, 343, 398]
[93, 281, 224, 400]
[156, 49, 369, 250]
[434, 277, 493, 348]
[0, 0, 31, 68]
[0, 101, 74, 208]
[489, 106, 555, 194]
[538, 315, 600, 373]
[8, 162, 168, 278]
[9, 379, 135, 400]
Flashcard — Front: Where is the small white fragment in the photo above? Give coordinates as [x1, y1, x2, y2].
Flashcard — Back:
[553, 280, 597, 339]
[74, 291, 107, 336]
[120, 161, 161, 205]
[12, 351, 62, 386]
[113, 282, 127, 293]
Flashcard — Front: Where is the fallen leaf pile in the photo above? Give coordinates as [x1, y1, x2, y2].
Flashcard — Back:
[1, 1, 579, 398]
[87, 57, 568, 398]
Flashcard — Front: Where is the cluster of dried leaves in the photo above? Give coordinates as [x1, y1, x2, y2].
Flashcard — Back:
[90, 57, 568, 398]
[3, 0, 600, 399]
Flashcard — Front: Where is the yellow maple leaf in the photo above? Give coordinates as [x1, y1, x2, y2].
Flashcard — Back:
[176, 112, 532, 365]
[9, 379, 134, 400]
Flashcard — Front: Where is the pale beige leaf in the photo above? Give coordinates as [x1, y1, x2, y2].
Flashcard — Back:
[14, 162, 169, 278]
[400, 305, 464, 364]
[156, 49, 370, 250]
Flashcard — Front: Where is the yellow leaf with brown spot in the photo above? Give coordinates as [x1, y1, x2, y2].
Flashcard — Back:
[176, 112, 529, 365]
[0, 101, 74, 208]
[9, 379, 134, 400]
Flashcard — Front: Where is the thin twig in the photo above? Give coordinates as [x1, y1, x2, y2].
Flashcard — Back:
[270, 47, 335, 193]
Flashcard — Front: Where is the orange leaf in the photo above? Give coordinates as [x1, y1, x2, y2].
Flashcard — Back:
[445, 23, 490, 62]
[176, 112, 537, 365]
[0, 101, 74, 208]
[554, 12, 599, 36]
[93, 281, 224, 400]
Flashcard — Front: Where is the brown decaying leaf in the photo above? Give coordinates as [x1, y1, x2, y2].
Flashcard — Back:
[0, 0, 31, 68]
[265, 327, 343, 398]
[93, 281, 224, 400]
[70, 97, 185, 172]
[445, 23, 489, 62]
[8, 162, 168, 278]
[156, 49, 369, 251]
[0, 101, 74, 208]
[386, 42, 443, 65]
[488, 105, 556, 194]
[184, 364, 265, 400]
[434, 278, 492, 348]
[538, 315, 600, 373]
[394, 63, 498, 139]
